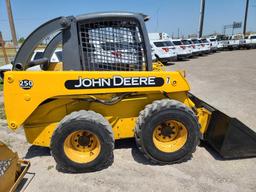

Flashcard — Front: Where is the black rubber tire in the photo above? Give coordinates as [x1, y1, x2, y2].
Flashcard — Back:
[0, 71, 4, 81]
[135, 99, 200, 164]
[50, 110, 114, 173]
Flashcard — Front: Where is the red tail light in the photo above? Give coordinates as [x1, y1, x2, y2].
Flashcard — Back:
[180, 45, 186, 49]
[201, 44, 205, 47]
[162, 48, 169, 52]
[111, 51, 122, 58]
[192, 44, 195, 48]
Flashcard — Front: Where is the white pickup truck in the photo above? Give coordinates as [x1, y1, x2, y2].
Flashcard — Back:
[245, 34, 256, 48]
[227, 34, 247, 50]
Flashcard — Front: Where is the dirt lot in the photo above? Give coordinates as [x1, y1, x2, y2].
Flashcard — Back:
[0, 49, 256, 192]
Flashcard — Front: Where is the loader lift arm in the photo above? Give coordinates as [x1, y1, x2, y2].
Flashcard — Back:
[14, 17, 69, 70]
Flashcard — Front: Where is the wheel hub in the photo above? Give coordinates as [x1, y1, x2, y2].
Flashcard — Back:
[78, 135, 90, 147]
[154, 121, 180, 142]
[152, 120, 188, 153]
[160, 123, 175, 137]
[64, 130, 101, 164]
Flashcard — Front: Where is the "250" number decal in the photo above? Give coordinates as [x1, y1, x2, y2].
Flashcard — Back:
[20, 80, 33, 90]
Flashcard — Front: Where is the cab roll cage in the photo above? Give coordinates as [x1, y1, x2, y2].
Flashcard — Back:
[14, 12, 152, 71]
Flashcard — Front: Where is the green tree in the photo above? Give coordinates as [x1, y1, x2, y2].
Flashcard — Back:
[18, 37, 25, 44]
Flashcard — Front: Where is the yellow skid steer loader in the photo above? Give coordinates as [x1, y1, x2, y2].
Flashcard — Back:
[3, 12, 256, 172]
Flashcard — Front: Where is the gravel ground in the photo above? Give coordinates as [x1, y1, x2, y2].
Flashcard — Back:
[0, 49, 255, 192]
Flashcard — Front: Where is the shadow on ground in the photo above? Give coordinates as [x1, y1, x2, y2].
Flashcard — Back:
[23, 139, 238, 167]
[164, 62, 175, 66]
[199, 141, 223, 161]
[175, 58, 190, 62]
[25, 145, 50, 159]
[115, 138, 155, 165]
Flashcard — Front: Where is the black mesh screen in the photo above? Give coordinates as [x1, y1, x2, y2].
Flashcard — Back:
[78, 19, 145, 71]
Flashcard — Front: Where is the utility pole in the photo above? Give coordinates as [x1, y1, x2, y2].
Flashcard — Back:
[5, 0, 18, 48]
[198, 0, 205, 38]
[243, 0, 249, 35]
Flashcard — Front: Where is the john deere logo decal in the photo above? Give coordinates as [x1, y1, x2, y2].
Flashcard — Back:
[20, 79, 33, 90]
[65, 76, 164, 89]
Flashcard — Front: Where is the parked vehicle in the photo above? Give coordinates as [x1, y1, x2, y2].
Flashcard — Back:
[249, 34, 256, 48]
[227, 34, 246, 50]
[179, 39, 193, 57]
[214, 35, 229, 50]
[199, 38, 211, 53]
[208, 37, 218, 52]
[92, 41, 139, 68]
[227, 36, 239, 50]
[245, 34, 256, 48]
[150, 40, 177, 63]
[148, 32, 170, 40]
[171, 39, 192, 60]
[0, 49, 62, 80]
[216, 40, 225, 50]
[190, 38, 203, 55]
[181, 39, 200, 56]
[211, 35, 227, 50]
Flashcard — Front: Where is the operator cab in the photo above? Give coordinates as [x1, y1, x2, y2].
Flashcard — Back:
[13, 12, 152, 72]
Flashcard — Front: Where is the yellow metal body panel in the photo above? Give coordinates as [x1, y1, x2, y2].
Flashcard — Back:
[23, 93, 187, 147]
[4, 71, 190, 129]
[3, 70, 211, 147]
[197, 108, 212, 134]
[152, 61, 165, 71]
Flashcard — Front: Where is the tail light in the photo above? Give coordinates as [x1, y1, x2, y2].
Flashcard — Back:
[162, 48, 169, 52]
[201, 44, 205, 47]
[111, 51, 122, 58]
[192, 44, 195, 49]
[180, 45, 186, 49]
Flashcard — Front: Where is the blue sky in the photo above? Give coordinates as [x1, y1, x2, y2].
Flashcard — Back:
[0, 0, 256, 40]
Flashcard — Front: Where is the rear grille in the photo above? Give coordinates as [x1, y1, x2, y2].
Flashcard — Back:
[0, 159, 12, 176]
[78, 19, 145, 71]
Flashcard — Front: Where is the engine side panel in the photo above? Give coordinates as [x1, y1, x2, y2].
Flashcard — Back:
[23, 92, 194, 147]
[4, 71, 190, 130]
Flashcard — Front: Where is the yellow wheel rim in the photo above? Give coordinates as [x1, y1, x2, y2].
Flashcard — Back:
[64, 130, 101, 164]
[153, 120, 188, 153]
